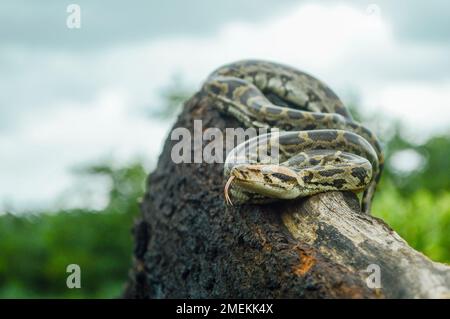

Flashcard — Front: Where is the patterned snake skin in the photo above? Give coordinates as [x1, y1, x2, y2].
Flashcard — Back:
[203, 60, 384, 214]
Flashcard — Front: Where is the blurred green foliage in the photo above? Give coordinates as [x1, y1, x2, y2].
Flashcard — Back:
[0, 162, 147, 298]
[373, 182, 450, 262]
[372, 131, 450, 263]
[350, 104, 450, 265]
[0, 92, 449, 298]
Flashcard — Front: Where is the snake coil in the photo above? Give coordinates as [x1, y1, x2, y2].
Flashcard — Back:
[203, 60, 384, 214]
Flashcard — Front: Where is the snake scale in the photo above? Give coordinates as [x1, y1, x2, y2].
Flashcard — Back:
[203, 60, 384, 214]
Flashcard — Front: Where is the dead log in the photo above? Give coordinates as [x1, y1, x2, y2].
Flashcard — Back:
[123, 91, 450, 299]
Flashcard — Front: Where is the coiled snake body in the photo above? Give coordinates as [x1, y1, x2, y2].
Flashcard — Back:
[203, 60, 384, 214]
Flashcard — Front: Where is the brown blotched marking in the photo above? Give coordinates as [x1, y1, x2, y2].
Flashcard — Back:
[319, 168, 345, 177]
[265, 91, 293, 108]
[265, 106, 283, 115]
[307, 90, 321, 102]
[249, 100, 263, 111]
[304, 124, 317, 130]
[222, 79, 245, 99]
[287, 110, 304, 119]
[351, 166, 368, 179]
[332, 178, 347, 189]
[272, 173, 297, 182]
[238, 86, 257, 106]
[312, 113, 325, 121]
[347, 122, 360, 130]
[208, 83, 222, 95]
[239, 170, 249, 179]
[334, 104, 351, 118]
[303, 172, 314, 184]
[309, 130, 339, 142]
[247, 71, 259, 81]
[281, 123, 294, 131]
[279, 74, 291, 85]
[286, 154, 306, 165]
[279, 132, 304, 145]
[263, 175, 272, 183]
[331, 114, 346, 125]
[343, 131, 361, 146]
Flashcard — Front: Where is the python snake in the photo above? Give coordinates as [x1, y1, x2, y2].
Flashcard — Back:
[203, 60, 384, 214]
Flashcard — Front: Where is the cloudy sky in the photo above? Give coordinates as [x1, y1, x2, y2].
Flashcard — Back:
[1, 0, 449, 212]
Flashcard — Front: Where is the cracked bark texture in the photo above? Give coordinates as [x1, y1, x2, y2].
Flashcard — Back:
[123, 91, 450, 299]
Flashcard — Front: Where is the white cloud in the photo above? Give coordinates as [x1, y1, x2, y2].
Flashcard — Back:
[0, 89, 170, 211]
[363, 81, 450, 138]
[1, 2, 449, 211]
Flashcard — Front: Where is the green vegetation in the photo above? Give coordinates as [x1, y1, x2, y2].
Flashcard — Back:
[0, 97, 448, 298]
[0, 162, 147, 298]
[349, 105, 450, 264]
[372, 132, 450, 264]
[373, 182, 450, 262]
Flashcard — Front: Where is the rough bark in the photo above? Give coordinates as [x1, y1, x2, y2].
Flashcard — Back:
[123, 91, 450, 299]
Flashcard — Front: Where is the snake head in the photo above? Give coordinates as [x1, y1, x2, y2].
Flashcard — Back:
[226, 164, 302, 200]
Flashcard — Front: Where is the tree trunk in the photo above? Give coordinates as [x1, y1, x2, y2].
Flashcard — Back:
[123, 91, 450, 299]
